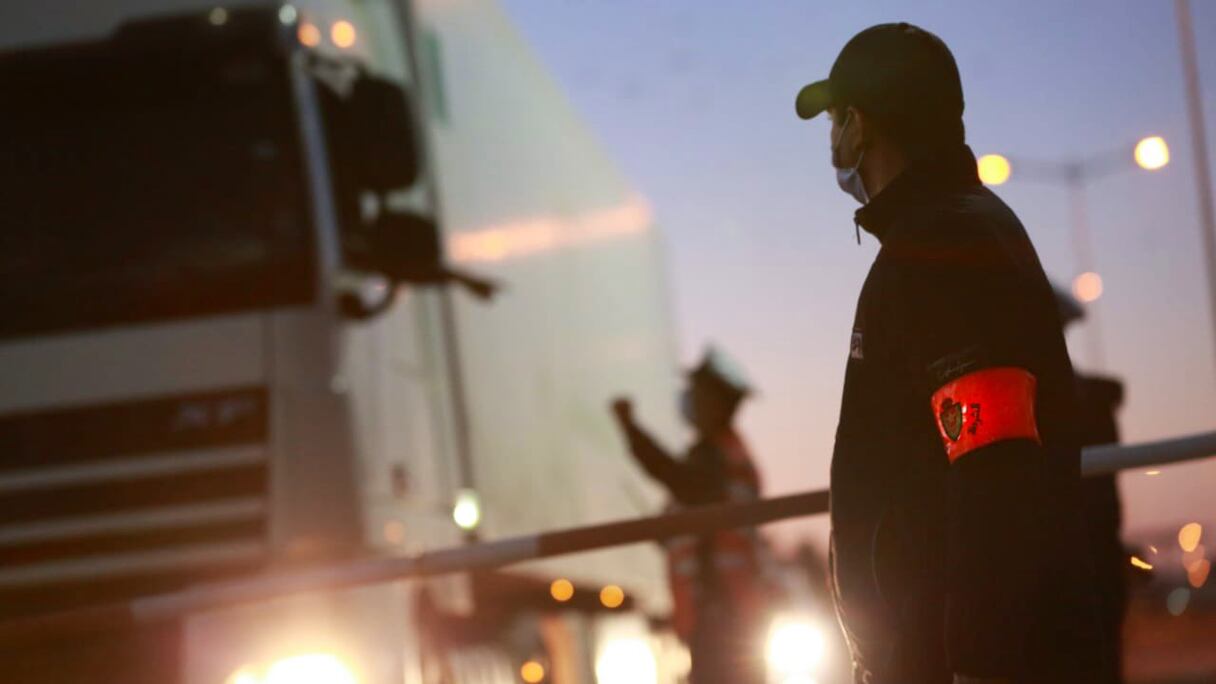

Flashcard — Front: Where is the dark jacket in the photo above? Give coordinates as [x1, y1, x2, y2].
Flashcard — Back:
[1076, 374, 1127, 684]
[829, 145, 1104, 683]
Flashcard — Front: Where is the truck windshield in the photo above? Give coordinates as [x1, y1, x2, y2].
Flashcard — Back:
[0, 30, 314, 339]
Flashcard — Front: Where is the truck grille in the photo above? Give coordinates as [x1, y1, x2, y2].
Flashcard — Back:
[0, 387, 270, 618]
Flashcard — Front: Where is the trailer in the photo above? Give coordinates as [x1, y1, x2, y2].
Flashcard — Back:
[0, 2, 686, 681]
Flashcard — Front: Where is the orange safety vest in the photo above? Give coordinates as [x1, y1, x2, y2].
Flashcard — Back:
[663, 430, 765, 641]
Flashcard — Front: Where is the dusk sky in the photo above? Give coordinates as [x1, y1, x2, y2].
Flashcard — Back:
[500, 0, 1216, 545]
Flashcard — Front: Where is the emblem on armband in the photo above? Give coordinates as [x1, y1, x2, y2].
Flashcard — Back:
[931, 367, 1041, 462]
[938, 397, 963, 441]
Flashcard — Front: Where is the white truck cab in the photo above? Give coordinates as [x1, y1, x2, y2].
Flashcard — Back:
[0, 3, 684, 682]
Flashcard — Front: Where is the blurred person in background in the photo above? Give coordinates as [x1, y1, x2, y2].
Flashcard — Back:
[611, 347, 767, 684]
[1055, 286, 1129, 684]
[795, 22, 1105, 684]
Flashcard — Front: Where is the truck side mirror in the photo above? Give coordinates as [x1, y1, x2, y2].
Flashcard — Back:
[344, 74, 419, 190]
[315, 64, 499, 319]
[343, 211, 441, 282]
[314, 68, 422, 231]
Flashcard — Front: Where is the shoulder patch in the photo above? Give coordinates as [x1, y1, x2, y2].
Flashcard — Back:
[932, 367, 1041, 463]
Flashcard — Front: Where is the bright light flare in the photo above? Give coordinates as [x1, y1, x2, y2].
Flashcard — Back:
[766, 618, 826, 677]
[977, 154, 1011, 185]
[1134, 136, 1170, 171]
[449, 194, 651, 264]
[452, 489, 482, 530]
[1130, 556, 1153, 571]
[520, 660, 545, 683]
[595, 638, 658, 684]
[331, 20, 357, 49]
[550, 578, 574, 602]
[265, 654, 358, 684]
[1072, 272, 1103, 303]
[1179, 522, 1203, 552]
[298, 22, 321, 47]
[1189, 559, 1211, 588]
[600, 584, 625, 609]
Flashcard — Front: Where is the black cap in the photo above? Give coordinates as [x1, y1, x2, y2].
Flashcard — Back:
[795, 22, 964, 130]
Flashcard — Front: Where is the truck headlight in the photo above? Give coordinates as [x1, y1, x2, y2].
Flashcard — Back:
[595, 637, 658, 684]
[765, 617, 825, 678]
[265, 654, 358, 684]
[227, 653, 359, 684]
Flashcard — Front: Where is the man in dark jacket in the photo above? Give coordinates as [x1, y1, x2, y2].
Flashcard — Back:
[794, 23, 1105, 683]
[611, 347, 767, 684]
[1056, 287, 1130, 683]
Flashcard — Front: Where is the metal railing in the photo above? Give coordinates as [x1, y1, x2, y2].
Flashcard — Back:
[1, 429, 1214, 643]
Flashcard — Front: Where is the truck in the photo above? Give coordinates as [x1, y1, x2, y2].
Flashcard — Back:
[0, 2, 691, 682]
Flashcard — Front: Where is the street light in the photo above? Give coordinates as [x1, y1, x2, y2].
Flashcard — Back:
[977, 154, 1012, 185]
[978, 136, 1170, 369]
[452, 488, 482, 531]
[1134, 136, 1171, 171]
[1073, 271, 1104, 304]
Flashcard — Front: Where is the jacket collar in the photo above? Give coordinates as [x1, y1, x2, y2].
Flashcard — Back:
[854, 144, 982, 243]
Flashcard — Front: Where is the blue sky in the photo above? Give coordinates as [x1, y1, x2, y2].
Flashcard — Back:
[500, 0, 1216, 544]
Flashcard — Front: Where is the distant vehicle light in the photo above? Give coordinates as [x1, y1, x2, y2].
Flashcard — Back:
[595, 638, 658, 684]
[1188, 559, 1211, 588]
[452, 489, 482, 530]
[299, 22, 322, 47]
[520, 660, 545, 683]
[331, 20, 357, 49]
[265, 653, 358, 684]
[550, 578, 574, 602]
[766, 617, 825, 677]
[599, 584, 625, 609]
[977, 154, 1011, 186]
[1179, 522, 1203, 552]
[1134, 136, 1169, 171]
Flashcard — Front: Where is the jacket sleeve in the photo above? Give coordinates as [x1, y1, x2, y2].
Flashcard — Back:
[884, 237, 1049, 679]
[620, 422, 720, 505]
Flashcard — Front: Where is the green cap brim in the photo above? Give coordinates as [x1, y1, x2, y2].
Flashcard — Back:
[795, 79, 832, 120]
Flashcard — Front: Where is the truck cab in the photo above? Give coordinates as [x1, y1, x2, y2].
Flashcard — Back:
[0, 3, 683, 682]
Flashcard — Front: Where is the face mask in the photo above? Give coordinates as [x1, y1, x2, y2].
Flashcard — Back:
[832, 112, 869, 205]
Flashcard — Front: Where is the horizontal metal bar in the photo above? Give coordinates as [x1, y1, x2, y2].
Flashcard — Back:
[0, 430, 1212, 643]
[1081, 431, 1216, 476]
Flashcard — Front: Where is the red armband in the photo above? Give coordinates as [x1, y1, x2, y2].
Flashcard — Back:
[931, 366, 1041, 463]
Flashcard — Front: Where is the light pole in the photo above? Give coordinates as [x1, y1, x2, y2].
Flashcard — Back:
[1174, 0, 1216, 384]
[977, 137, 1170, 371]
